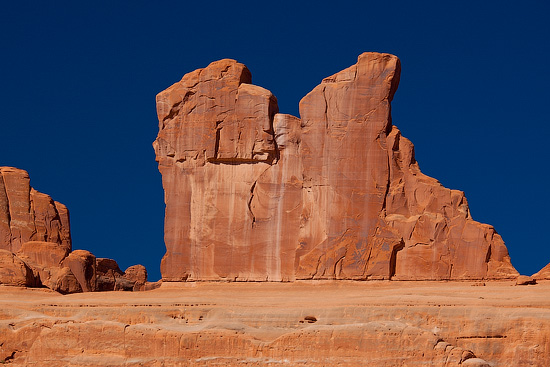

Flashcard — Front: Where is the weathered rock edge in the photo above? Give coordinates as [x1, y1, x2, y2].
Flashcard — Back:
[154, 52, 518, 282]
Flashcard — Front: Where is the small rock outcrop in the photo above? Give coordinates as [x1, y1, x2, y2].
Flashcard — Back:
[154, 52, 518, 281]
[96, 259, 150, 291]
[533, 262, 550, 280]
[123, 264, 148, 291]
[0, 167, 151, 293]
[515, 275, 537, 285]
[61, 250, 97, 292]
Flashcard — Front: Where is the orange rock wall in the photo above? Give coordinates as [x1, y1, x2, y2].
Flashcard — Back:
[0, 167, 71, 253]
[154, 53, 518, 281]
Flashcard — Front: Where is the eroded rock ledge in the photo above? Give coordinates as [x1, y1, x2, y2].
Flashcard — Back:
[154, 52, 518, 282]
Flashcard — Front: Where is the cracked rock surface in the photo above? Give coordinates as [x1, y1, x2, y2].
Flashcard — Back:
[154, 52, 518, 281]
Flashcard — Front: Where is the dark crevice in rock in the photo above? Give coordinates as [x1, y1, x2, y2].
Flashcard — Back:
[0, 173, 12, 243]
[389, 240, 405, 279]
[248, 182, 256, 227]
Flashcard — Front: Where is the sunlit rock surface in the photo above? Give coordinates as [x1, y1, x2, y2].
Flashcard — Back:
[1, 281, 549, 366]
[533, 262, 550, 279]
[0, 167, 71, 254]
[154, 53, 518, 281]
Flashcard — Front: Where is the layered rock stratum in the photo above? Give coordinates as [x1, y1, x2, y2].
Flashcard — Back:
[154, 52, 518, 281]
[1, 281, 549, 366]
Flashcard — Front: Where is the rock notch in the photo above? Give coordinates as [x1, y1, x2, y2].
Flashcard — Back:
[154, 52, 518, 281]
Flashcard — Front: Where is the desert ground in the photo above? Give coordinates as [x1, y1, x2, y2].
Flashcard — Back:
[1, 280, 549, 366]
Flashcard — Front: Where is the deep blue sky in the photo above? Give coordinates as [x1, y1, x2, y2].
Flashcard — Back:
[1, 1, 548, 281]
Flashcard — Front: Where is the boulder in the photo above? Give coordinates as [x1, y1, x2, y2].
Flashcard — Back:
[154, 53, 518, 281]
[49, 266, 82, 294]
[96, 258, 124, 275]
[123, 264, 147, 291]
[96, 258, 124, 291]
[96, 259, 149, 292]
[142, 280, 162, 291]
[61, 250, 96, 292]
[516, 275, 537, 285]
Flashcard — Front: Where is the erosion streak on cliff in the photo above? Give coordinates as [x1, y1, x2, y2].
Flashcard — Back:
[154, 52, 518, 281]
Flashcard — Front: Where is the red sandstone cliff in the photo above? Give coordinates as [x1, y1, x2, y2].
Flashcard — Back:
[0, 167, 70, 254]
[0, 167, 150, 292]
[154, 52, 518, 281]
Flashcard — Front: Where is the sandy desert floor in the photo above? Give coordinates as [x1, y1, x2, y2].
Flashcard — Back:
[1, 280, 549, 366]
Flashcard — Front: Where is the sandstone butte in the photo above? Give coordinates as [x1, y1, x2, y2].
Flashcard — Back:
[154, 52, 519, 282]
[0, 166, 150, 293]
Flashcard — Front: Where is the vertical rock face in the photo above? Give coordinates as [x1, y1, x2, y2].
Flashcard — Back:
[0, 167, 71, 254]
[154, 52, 518, 281]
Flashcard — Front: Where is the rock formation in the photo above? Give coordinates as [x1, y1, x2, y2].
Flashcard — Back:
[61, 250, 97, 292]
[0, 249, 34, 286]
[533, 262, 550, 279]
[0, 167, 150, 293]
[0, 167, 70, 253]
[97, 260, 150, 291]
[154, 52, 518, 281]
[515, 275, 537, 285]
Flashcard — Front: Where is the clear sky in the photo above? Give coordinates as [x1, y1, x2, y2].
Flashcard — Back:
[1, 1, 548, 281]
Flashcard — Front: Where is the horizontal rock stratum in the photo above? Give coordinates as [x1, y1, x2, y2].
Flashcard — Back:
[2, 281, 549, 366]
[154, 52, 518, 281]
